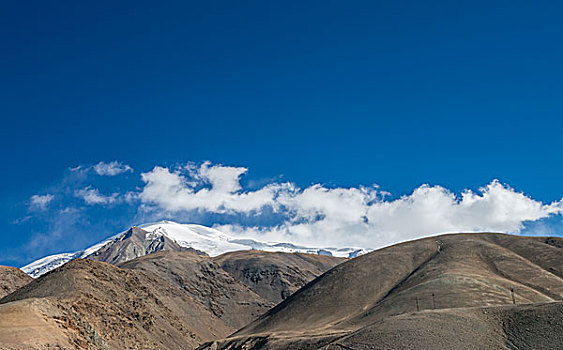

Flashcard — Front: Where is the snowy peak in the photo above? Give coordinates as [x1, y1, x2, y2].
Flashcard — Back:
[21, 221, 371, 278]
[87, 226, 205, 266]
[20, 253, 77, 279]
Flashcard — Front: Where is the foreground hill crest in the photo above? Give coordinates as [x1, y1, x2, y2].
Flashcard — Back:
[200, 232, 563, 350]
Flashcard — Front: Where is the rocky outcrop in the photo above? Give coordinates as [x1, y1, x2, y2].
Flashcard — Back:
[0, 266, 32, 298]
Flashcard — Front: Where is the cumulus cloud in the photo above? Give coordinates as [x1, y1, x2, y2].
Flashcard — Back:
[139, 162, 285, 214]
[24, 161, 563, 254]
[75, 187, 119, 205]
[93, 161, 133, 176]
[29, 194, 55, 210]
[137, 162, 563, 249]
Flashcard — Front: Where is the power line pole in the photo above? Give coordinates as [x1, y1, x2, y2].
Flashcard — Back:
[432, 293, 436, 309]
[510, 288, 516, 304]
[415, 297, 420, 312]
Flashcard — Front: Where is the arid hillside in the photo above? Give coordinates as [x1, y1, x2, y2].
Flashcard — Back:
[200, 233, 563, 350]
[0, 266, 32, 299]
[0, 251, 343, 349]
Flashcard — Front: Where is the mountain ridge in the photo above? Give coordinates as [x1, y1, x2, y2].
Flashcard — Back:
[22, 220, 370, 278]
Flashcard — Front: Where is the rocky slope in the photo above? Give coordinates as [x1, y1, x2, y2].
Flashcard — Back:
[88, 226, 204, 265]
[0, 250, 343, 349]
[200, 233, 563, 349]
[0, 266, 32, 299]
[119, 250, 344, 330]
[215, 250, 343, 303]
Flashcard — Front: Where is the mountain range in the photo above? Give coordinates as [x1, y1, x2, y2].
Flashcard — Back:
[22, 221, 370, 278]
[1, 229, 562, 349]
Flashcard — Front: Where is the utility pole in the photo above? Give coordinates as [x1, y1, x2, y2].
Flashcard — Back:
[510, 288, 516, 304]
[415, 297, 420, 312]
[432, 293, 436, 309]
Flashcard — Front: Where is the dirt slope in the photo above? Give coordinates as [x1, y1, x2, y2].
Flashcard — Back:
[2, 258, 228, 349]
[0, 266, 32, 299]
[200, 233, 563, 350]
[209, 301, 563, 350]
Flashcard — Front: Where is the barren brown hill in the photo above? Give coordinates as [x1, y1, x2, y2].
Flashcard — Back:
[0, 250, 343, 349]
[200, 233, 563, 350]
[0, 266, 32, 298]
[119, 251, 344, 330]
[1, 258, 228, 349]
[118, 251, 271, 331]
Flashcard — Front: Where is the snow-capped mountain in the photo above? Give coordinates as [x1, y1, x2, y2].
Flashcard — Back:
[22, 221, 371, 278]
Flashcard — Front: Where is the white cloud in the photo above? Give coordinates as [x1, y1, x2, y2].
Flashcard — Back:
[137, 162, 563, 249]
[69, 165, 83, 172]
[75, 187, 119, 205]
[139, 162, 284, 214]
[93, 161, 133, 176]
[29, 194, 55, 210]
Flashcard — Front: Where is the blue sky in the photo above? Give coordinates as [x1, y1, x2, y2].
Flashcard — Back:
[1, 1, 563, 267]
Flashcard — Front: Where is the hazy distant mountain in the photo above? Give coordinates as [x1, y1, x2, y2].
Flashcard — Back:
[0, 250, 343, 349]
[200, 233, 563, 350]
[22, 220, 370, 278]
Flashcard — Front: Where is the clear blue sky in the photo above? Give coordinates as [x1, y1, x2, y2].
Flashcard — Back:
[1, 1, 563, 267]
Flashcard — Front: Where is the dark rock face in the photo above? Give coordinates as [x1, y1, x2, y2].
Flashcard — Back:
[215, 251, 345, 304]
[200, 233, 563, 350]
